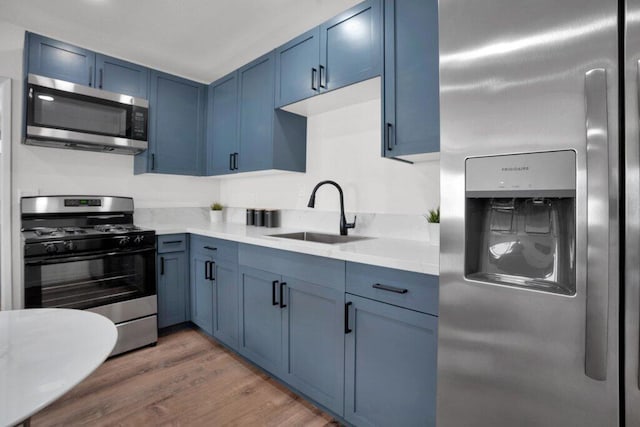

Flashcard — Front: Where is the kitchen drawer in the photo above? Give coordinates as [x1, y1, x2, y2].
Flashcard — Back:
[157, 234, 187, 253]
[346, 262, 438, 315]
[191, 234, 238, 263]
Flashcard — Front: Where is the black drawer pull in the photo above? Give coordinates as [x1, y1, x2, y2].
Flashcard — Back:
[160, 256, 165, 275]
[344, 302, 353, 334]
[279, 282, 287, 308]
[203, 246, 217, 251]
[272, 280, 279, 306]
[162, 240, 183, 245]
[372, 283, 408, 294]
[209, 261, 216, 281]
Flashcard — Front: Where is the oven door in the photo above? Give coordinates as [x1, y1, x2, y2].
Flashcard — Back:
[24, 247, 156, 310]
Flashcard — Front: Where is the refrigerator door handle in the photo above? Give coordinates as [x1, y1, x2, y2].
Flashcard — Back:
[584, 68, 610, 381]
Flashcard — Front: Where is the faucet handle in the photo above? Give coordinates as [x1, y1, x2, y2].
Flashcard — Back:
[346, 215, 357, 229]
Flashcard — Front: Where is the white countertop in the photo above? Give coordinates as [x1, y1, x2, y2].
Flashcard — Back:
[147, 222, 439, 276]
[0, 309, 117, 426]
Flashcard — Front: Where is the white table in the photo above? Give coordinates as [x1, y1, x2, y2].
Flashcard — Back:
[0, 309, 117, 426]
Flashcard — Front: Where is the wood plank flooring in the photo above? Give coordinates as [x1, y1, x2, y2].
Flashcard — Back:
[32, 327, 338, 426]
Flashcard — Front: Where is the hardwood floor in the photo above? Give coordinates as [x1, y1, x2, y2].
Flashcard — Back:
[32, 327, 338, 426]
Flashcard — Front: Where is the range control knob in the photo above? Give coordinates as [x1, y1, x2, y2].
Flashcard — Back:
[64, 240, 75, 251]
[134, 235, 144, 244]
[118, 236, 131, 246]
[43, 243, 58, 254]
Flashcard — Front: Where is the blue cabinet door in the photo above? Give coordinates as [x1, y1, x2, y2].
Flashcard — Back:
[275, 28, 321, 107]
[26, 33, 95, 86]
[206, 72, 239, 176]
[237, 52, 276, 173]
[157, 251, 188, 328]
[344, 294, 438, 427]
[95, 54, 150, 99]
[238, 266, 285, 376]
[282, 278, 345, 415]
[143, 71, 206, 175]
[190, 252, 214, 335]
[213, 260, 239, 350]
[383, 0, 439, 157]
[319, 0, 382, 92]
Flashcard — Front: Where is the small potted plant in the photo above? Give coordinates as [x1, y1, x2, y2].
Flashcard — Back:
[210, 203, 224, 223]
[424, 207, 440, 245]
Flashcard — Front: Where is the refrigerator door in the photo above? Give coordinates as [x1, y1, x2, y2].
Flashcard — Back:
[624, 0, 640, 425]
[438, 0, 620, 426]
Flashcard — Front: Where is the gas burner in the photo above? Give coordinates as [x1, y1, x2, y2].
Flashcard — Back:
[63, 227, 87, 234]
[33, 227, 58, 236]
[95, 224, 141, 233]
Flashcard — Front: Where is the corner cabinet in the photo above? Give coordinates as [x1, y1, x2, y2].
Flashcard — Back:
[136, 71, 206, 175]
[275, 0, 382, 108]
[238, 244, 346, 415]
[25, 32, 150, 98]
[205, 51, 307, 176]
[382, 0, 440, 159]
[190, 235, 239, 348]
[156, 234, 189, 329]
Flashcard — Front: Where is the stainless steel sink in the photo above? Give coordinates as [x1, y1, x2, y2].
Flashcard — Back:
[268, 231, 370, 244]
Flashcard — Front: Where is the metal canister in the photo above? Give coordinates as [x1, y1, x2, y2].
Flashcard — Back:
[264, 210, 280, 228]
[254, 209, 265, 227]
[246, 209, 255, 225]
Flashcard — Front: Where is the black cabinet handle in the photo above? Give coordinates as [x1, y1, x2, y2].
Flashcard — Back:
[372, 283, 408, 294]
[99, 68, 103, 89]
[203, 246, 217, 251]
[344, 301, 353, 334]
[279, 282, 287, 308]
[319, 65, 326, 88]
[160, 256, 165, 275]
[311, 68, 318, 91]
[233, 152, 239, 170]
[209, 261, 216, 281]
[151, 153, 156, 170]
[386, 123, 393, 152]
[162, 240, 182, 245]
[229, 153, 234, 171]
[272, 280, 279, 306]
[89, 66, 93, 87]
[204, 261, 210, 280]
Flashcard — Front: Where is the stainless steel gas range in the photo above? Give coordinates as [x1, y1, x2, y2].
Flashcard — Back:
[21, 196, 157, 356]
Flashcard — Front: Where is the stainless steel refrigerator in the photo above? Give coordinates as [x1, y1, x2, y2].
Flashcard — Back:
[438, 0, 640, 425]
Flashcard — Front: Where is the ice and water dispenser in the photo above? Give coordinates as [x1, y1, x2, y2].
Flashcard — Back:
[465, 151, 576, 295]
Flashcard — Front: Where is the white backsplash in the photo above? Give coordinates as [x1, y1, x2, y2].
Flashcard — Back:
[135, 206, 438, 243]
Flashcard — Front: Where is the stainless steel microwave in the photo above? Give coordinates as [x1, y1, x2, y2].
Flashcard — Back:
[24, 74, 148, 155]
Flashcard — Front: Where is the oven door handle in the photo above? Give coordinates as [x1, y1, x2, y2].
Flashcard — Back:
[24, 248, 155, 266]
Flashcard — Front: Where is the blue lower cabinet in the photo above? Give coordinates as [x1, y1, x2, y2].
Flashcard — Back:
[213, 260, 239, 350]
[282, 277, 345, 415]
[238, 266, 285, 376]
[157, 251, 188, 328]
[190, 252, 214, 335]
[344, 294, 438, 427]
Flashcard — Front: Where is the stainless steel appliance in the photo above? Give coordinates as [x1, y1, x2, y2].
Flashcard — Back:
[21, 196, 157, 356]
[24, 74, 148, 154]
[437, 0, 639, 425]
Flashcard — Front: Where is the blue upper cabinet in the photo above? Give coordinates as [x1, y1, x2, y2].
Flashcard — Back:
[274, 0, 382, 108]
[275, 28, 321, 108]
[238, 52, 277, 173]
[137, 71, 206, 175]
[206, 52, 307, 176]
[382, 0, 439, 159]
[320, 0, 382, 92]
[26, 33, 149, 99]
[95, 54, 149, 99]
[26, 33, 95, 86]
[206, 72, 239, 176]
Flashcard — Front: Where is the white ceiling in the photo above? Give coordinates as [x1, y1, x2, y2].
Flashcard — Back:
[0, 0, 360, 83]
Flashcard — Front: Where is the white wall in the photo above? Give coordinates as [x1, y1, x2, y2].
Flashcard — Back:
[219, 99, 440, 215]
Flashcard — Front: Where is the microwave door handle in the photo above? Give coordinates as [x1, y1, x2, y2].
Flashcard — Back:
[584, 68, 610, 381]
